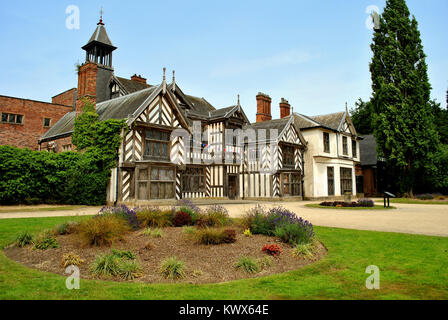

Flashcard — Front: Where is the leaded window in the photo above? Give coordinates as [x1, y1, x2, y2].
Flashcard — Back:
[282, 145, 295, 168]
[340, 167, 353, 195]
[327, 167, 334, 196]
[282, 173, 301, 196]
[182, 167, 205, 193]
[137, 167, 175, 200]
[145, 129, 170, 161]
[1, 113, 23, 124]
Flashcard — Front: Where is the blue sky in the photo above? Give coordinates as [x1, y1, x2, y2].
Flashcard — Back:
[0, 0, 446, 122]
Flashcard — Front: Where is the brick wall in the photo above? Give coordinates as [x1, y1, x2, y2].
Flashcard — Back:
[52, 88, 77, 107]
[40, 136, 74, 153]
[0, 95, 72, 150]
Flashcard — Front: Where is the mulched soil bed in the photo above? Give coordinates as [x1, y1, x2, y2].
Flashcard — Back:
[4, 226, 327, 284]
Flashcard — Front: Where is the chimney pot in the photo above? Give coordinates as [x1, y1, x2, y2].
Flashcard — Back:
[279, 98, 291, 119]
[131, 74, 147, 84]
[256, 92, 272, 123]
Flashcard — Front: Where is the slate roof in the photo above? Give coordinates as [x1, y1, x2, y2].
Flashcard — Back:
[311, 112, 346, 131]
[293, 112, 346, 131]
[82, 23, 116, 50]
[40, 111, 76, 141]
[359, 135, 378, 166]
[40, 87, 158, 142]
[185, 95, 215, 114]
[243, 116, 293, 140]
[116, 77, 152, 94]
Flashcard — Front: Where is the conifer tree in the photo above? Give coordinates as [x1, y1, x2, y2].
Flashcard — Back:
[369, 0, 440, 194]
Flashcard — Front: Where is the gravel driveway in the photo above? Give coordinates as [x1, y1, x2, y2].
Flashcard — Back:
[1, 201, 447, 237]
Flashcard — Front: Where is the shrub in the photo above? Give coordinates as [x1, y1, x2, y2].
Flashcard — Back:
[119, 260, 143, 280]
[177, 199, 201, 215]
[90, 253, 121, 277]
[274, 222, 314, 245]
[183, 226, 196, 235]
[54, 221, 80, 235]
[292, 243, 316, 259]
[262, 244, 283, 257]
[222, 229, 237, 243]
[259, 256, 274, 269]
[202, 205, 230, 227]
[136, 206, 173, 228]
[33, 230, 60, 250]
[193, 228, 236, 245]
[234, 256, 260, 274]
[78, 215, 130, 247]
[90, 250, 143, 280]
[159, 257, 185, 280]
[143, 228, 163, 238]
[357, 198, 375, 207]
[177, 207, 199, 224]
[416, 193, 435, 200]
[111, 249, 137, 260]
[99, 205, 139, 230]
[13, 231, 33, 248]
[61, 252, 85, 268]
[243, 206, 314, 244]
[241, 205, 266, 229]
[173, 211, 192, 227]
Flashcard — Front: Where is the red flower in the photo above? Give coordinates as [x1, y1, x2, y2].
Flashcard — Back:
[262, 244, 282, 257]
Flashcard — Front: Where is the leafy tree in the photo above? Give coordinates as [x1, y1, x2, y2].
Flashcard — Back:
[430, 100, 448, 145]
[369, 0, 441, 195]
[350, 98, 374, 135]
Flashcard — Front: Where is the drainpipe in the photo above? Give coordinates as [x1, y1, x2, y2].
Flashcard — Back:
[114, 148, 119, 207]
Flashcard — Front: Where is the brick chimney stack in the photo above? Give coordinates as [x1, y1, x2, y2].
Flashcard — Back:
[76, 62, 98, 114]
[131, 74, 147, 84]
[256, 92, 272, 123]
[279, 98, 291, 118]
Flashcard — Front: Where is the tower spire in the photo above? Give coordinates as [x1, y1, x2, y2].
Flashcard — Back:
[162, 68, 167, 94]
[98, 7, 104, 25]
[172, 70, 176, 92]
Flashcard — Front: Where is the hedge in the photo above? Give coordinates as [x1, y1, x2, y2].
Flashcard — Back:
[0, 146, 111, 205]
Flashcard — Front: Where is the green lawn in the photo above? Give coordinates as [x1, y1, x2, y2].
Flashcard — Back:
[306, 204, 395, 210]
[375, 198, 448, 205]
[0, 216, 447, 300]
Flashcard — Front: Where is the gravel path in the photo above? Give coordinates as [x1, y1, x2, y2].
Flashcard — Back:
[1, 201, 447, 237]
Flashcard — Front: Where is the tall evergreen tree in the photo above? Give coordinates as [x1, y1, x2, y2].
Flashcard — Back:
[350, 98, 374, 135]
[369, 0, 440, 195]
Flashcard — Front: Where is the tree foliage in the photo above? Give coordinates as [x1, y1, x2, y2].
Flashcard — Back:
[369, 0, 441, 194]
[350, 99, 374, 135]
[0, 99, 127, 205]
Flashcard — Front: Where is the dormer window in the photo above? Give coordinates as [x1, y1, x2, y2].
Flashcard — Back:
[110, 82, 120, 99]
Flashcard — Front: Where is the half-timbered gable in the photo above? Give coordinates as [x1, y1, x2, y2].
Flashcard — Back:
[240, 115, 306, 199]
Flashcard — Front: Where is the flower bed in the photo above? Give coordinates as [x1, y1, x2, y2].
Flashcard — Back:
[320, 198, 375, 208]
[4, 204, 326, 284]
